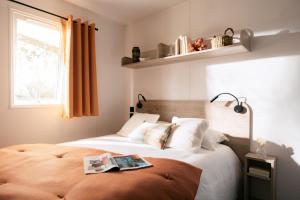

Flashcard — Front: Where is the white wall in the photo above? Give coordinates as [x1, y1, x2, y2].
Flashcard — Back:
[125, 0, 300, 199]
[0, 0, 131, 146]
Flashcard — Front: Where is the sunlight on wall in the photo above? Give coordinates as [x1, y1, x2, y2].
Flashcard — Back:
[205, 55, 300, 166]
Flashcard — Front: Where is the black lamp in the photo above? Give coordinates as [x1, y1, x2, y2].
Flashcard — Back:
[210, 93, 244, 113]
[137, 94, 147, 108]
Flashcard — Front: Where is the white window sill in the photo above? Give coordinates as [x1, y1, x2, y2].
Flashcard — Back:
[10, 104, 63, 109]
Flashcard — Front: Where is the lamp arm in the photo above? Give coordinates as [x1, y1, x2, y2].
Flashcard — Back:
[137, 94, 143, 102]
[210, 92, 244, 113]
[138, 94, 141, 102]
[137, 94, 147, 109]
[138, 94, 147, 102]
[214, 92, 240, 105]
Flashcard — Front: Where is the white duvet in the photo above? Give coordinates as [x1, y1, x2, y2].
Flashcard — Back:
[62, 134, 241, 200]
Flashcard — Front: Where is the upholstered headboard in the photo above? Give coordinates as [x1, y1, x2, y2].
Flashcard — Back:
[136, 100, 252, 163]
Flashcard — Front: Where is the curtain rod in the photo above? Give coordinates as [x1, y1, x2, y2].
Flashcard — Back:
[7, 0, 99, 31]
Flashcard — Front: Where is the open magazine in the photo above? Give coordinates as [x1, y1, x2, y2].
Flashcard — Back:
[83, 153, 152, 174]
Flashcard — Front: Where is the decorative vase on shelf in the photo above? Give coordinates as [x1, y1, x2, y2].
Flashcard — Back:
[132, 47, 140, 63]
[256, 138, 267, 157]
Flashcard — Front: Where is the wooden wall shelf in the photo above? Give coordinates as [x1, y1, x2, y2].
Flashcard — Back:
[122, 29, 252, 69]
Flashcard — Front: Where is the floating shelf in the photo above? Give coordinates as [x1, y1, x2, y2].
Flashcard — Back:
[122, 29, 252, 69]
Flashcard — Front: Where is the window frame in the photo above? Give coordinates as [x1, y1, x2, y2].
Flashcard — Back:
[10, 8, 64, 108]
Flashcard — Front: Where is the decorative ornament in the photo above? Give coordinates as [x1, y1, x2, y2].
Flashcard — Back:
[256, 138, 267, 157]
[189, 37, 208, 52]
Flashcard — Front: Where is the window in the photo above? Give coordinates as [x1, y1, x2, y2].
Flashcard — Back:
[11, 10, 64, 106]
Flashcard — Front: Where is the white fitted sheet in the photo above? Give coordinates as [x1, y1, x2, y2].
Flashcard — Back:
[61, 134, 241, 200]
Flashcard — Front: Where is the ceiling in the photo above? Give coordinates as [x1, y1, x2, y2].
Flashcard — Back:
[64, 0, 186, 24]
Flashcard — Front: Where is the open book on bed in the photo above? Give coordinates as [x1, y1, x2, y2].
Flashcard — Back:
[83, 153, 152, 174]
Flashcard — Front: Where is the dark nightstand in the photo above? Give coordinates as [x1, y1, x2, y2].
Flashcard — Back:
[244, 153, 276, 200]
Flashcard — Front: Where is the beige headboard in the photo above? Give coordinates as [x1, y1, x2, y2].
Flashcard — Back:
[136, 100, 251, 164]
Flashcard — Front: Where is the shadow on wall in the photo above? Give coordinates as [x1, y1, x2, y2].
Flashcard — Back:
[224, 136, 300, 199]
[262, 141, 300, 199]
[235, 138, 300, 199]
[251, 30, 300, 59]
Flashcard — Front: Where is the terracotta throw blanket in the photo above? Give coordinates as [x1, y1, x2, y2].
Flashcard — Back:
[0, 144, 202, 200]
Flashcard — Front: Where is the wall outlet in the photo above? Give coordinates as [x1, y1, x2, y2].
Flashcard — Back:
[130, 106, 134, 112]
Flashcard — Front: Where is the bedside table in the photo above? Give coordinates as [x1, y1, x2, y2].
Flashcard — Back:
[244, 153, 276, 200]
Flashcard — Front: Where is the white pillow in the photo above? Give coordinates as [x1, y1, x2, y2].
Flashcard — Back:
[166, 117, 208, 151]
[117, 113, 160, 137]
[127, 122, 157, 142]
[144, 122, 173, 149]
[128, 122, 173, 149]
[201, 129, 229, 151]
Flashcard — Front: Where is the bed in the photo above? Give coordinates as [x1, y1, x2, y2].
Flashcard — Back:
[64, 100, 251, 200]
[0, 100, 251, 200]
[62, 134, 241, 200]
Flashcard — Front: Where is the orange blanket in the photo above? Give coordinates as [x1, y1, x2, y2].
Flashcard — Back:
[0, 144, 202, 200]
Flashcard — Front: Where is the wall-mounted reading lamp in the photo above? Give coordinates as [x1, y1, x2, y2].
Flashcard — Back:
[137, 94, 147, 108]
[210, 93, 244, 113]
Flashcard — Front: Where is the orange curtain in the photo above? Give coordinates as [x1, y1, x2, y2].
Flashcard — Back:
[62, 16, 99, 118]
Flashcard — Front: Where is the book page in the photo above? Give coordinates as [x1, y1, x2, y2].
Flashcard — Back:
[83, 153, 119, 174]
[113, 155, 152, 171]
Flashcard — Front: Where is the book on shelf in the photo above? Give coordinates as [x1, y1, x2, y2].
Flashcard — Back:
[249, 166, 270, 178]
[175, 35, 191, 55]
[83, 153, 152, 174]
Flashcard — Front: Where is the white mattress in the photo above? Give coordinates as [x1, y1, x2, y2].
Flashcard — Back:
[62, 134, 241, 200]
